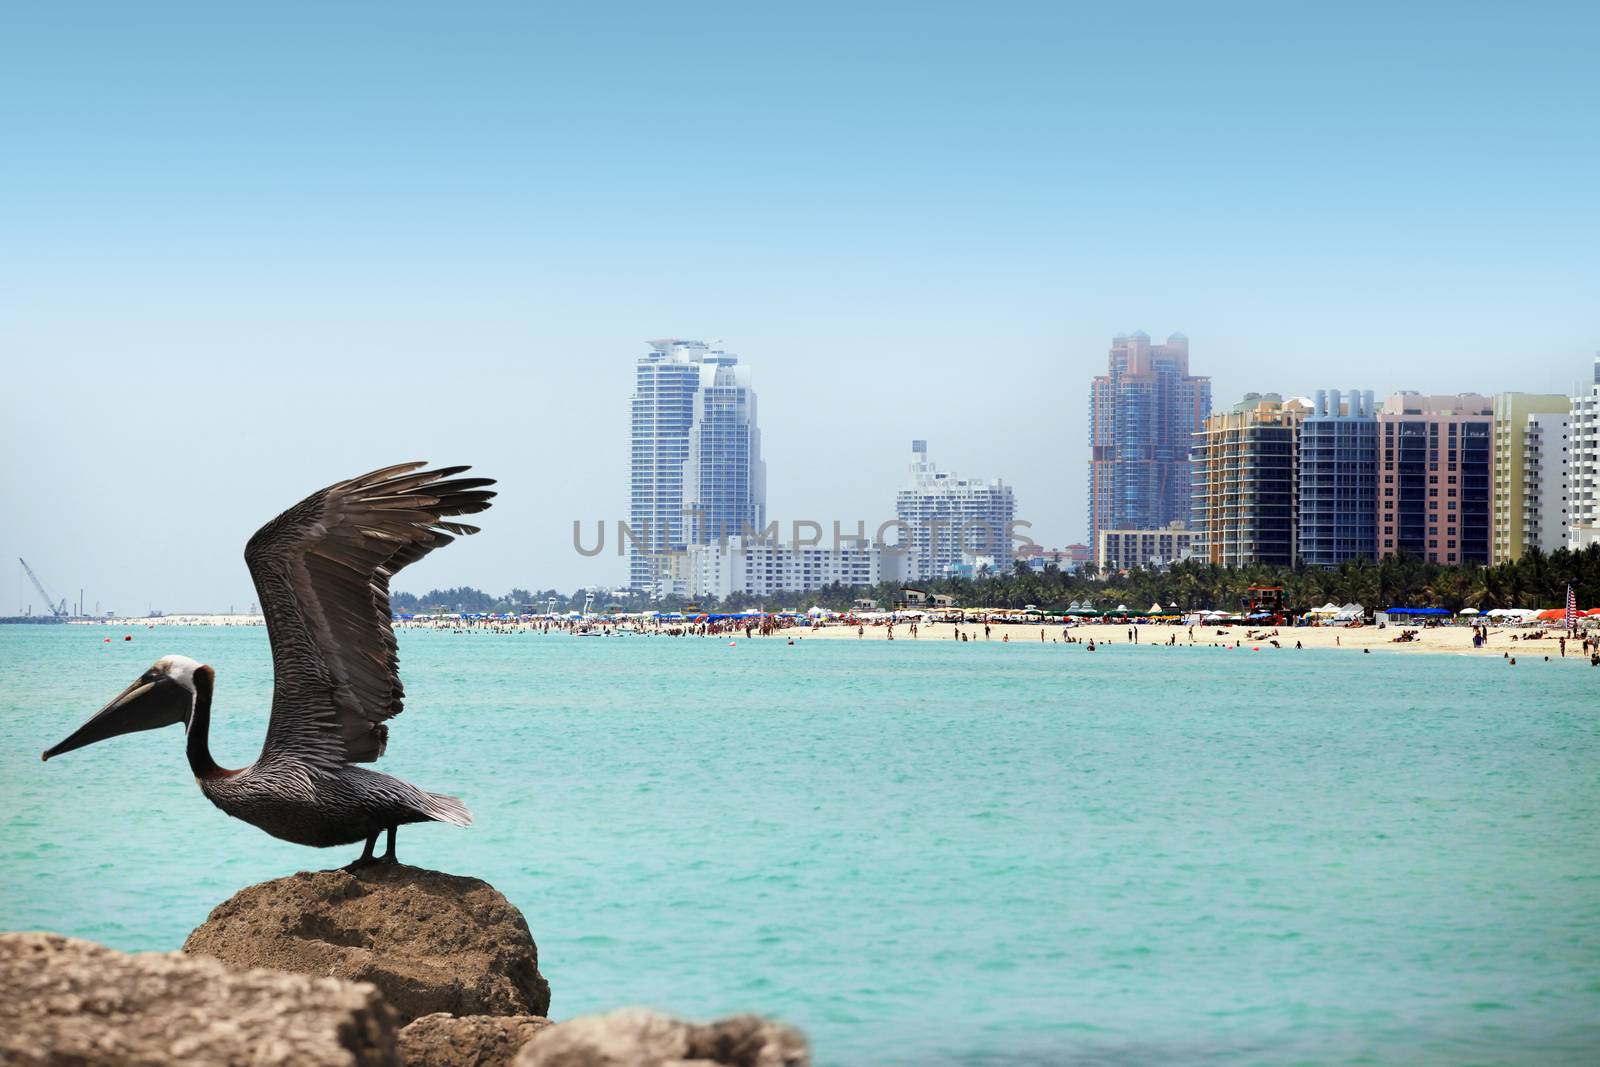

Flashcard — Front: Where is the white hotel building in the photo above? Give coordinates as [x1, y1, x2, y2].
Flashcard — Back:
[674, 536, 909, 601]
[1571, 356, 1600, 550]
[1520, 410, 1571, 555]
[895, 441, 1017, 580]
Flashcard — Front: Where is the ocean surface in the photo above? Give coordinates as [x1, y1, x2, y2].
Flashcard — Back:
[2, 624, 1597, 1065]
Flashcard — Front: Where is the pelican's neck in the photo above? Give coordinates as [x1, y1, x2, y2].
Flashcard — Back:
[186, 665, 226, 779]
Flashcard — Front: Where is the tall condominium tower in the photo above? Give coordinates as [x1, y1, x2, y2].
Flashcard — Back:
[1491, 392, 1571, 563]
[685, 357, 765, 544]
[1088, 331, 1211, 561]
[1191, 394, 1309, 568]
[1570, 356, 1600, 550]
[1297, 388, 1379, 566]
[896, 440, 1017, 580]
[1376, 393, 1493, 565]
[629, 339, 765, 595]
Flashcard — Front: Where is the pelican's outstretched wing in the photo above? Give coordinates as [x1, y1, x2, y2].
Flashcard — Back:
[246, 462, 495, 771]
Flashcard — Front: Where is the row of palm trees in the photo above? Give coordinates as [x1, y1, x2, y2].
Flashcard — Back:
[786, 545, 1600, 615]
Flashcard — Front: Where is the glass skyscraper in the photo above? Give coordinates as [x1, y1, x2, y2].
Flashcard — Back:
[1088, 331, 1211, 562]
[629, 340, 765, 596]
[1297, 389, 1379, 566]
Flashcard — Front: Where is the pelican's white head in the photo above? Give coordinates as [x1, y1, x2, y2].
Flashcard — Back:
[42, 654, 208, 761]
[152, 655, 205, 695]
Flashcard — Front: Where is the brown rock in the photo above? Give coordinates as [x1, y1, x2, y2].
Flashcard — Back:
[514, 1009, 809, 1067]
[182, 864, 551, 1024]
[399, 1012, 553, 1067]
[0, 931, 398, 1066]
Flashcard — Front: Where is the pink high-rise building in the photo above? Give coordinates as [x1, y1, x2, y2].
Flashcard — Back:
[1088, 331, 1211, 561]
[1375, 393, 1494, 565]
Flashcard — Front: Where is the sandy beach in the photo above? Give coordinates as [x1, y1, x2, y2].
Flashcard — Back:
[790, 619, 1599, 662]
[76, 612, 1598, 664]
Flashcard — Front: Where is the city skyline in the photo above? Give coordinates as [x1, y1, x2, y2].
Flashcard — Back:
[8, 338, 1599, 613]
[3, 3, 1596, 610]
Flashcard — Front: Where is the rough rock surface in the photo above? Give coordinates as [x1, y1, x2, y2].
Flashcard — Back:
[183, 864, 551, 1024]
[514, 1009, 809, 1067]
[399, 1012, 554, 1067]
[0, 931, 398, 1066]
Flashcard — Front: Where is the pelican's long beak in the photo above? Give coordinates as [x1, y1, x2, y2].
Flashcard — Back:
[42, 675, 192, 761]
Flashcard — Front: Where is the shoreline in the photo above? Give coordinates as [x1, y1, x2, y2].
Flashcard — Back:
[44, 614, 1598, 663]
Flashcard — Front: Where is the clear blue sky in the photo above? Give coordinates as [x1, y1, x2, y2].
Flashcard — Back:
[2, 2, 1596, 611]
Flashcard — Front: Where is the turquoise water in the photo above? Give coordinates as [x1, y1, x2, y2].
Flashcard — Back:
[2, 625, 1597, 1065]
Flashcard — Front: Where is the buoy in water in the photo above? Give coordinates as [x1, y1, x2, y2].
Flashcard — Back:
[124, 635, 132, 641]
[728, 640, 737, 647]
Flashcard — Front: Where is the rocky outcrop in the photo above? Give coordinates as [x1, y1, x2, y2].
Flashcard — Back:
[11, 869, 808, 1067]
[514, 1009, 809, 1067]
[399, 1012, 554, 1067]
[0, 931, 398, 1066]
[183, 864, 551, 1024]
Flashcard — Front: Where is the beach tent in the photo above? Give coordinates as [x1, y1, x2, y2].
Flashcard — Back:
[1148, 602, 1163, 613]
[1307, 603, 1340, 616]
[1383, 606, 1450, 616]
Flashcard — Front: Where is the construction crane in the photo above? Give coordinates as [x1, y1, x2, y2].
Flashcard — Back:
[19, 558, 68, 617]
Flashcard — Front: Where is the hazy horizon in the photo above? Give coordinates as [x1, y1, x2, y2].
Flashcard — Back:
[3, 2, 1596, 612]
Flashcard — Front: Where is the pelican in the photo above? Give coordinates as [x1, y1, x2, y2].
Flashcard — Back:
[42, 463, 495, 868]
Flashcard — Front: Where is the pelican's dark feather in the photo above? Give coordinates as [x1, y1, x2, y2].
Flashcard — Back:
[245, 463, 495, 770]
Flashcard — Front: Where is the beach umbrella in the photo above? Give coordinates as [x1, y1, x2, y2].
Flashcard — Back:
[1458, 608, 1479, 616]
